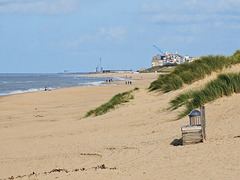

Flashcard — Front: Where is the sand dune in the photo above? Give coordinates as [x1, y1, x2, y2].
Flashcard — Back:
[0, 71, 240, 180]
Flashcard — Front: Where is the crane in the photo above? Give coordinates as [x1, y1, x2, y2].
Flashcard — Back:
[153, 45, 164, 54]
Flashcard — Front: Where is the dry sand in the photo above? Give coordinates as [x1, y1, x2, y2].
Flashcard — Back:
[0, 72, 240, 180]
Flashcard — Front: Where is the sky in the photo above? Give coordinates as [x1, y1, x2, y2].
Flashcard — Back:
[0, 0, 240, 73]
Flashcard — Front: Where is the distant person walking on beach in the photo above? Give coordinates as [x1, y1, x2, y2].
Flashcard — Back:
[45, 85, 47, 91]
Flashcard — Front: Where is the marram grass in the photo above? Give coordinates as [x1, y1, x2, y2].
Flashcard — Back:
[85, 87, 139, 117]
[169, 72, 240, 119]
[149, 50, 240, 93]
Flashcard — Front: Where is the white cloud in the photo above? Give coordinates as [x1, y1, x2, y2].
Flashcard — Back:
[157, 35, 195, 44]
[0, 0, 81, 14]
[140, 0, 240, 25]
[48, 26, 126, 53]
[100, 27, 126, 42]
[29, 41, 40, 49]
[59, 34, 93, 49]
[217, 0, 240, 13]
[140, 3, 161, 13]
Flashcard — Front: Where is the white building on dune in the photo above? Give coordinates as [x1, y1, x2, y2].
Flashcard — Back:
[152, 52, 198, 67]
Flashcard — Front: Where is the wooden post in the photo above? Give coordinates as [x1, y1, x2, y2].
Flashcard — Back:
[200, 106, 206, 140]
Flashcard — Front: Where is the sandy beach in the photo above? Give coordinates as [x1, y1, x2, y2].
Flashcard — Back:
[0, 72, 240, 180]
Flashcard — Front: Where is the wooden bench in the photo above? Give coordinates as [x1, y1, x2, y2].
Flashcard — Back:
[181, 106, 206, 145]
[181, 125, 203, 145]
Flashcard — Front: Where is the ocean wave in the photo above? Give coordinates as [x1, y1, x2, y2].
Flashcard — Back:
[78, 81, 105, 86]
[0, 81, 35, 84]
[0, 88, 54, 96]
[0, 81, 8, 84]
[113, 77, 128, 81]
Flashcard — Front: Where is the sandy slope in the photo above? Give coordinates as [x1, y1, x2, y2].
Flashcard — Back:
[0, 71, 240, 180]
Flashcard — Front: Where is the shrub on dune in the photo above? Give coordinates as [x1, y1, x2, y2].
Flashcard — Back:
[85, 88, 139, 117]
[170, 72, 240, 119]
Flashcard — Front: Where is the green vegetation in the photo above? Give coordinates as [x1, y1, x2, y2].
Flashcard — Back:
[149, 50, 240, 93]
[85, 87, 139, 117]
[169, 72, 240, 119]
[139, 63, 177, 73]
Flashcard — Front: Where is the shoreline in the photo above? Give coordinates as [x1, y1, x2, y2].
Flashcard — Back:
[0, 72, 159, 97]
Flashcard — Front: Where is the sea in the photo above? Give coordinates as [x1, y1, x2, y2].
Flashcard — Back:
[0, 73, 126, 96]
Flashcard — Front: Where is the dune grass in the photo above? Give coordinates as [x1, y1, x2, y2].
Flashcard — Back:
[139, 63, 177, 73]
[85, 87, 139, 117]
[149, 50, 240, 93]
[169, 72, 240, 119]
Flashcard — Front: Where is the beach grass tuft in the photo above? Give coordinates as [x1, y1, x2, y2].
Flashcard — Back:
[149, 50, 240, 92]
[169, 72, 240, 119]
[139, 63, 177, 73]
[84, 87, 139, 117]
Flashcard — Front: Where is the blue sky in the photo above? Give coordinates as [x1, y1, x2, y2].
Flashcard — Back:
[0, 0, 240, 73]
